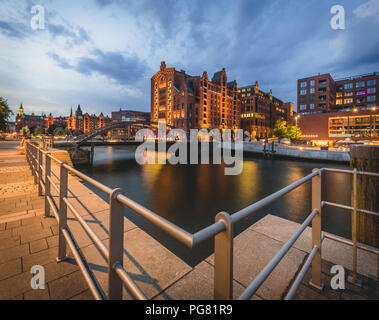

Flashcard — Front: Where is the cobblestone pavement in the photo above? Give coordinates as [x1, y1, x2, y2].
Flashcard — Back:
[0, 141, 89, 299]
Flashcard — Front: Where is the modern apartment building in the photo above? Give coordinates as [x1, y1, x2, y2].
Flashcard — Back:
[151, 61, 240, 132]
[297, 72, 378, 114]
[238, 81, 293, 138]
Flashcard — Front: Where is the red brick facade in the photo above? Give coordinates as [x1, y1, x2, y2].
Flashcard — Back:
[151, 61, 240, 132]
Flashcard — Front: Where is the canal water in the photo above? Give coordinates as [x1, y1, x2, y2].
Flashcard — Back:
[77, 146, 351, 266]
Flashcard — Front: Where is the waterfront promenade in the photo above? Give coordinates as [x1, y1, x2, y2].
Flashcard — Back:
[0, 141, 377, 300]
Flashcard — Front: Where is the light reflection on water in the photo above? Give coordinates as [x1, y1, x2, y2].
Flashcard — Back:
[78, 146, 350, 266]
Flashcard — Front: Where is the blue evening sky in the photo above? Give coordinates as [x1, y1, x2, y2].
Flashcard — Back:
[1, 0, 379, 119]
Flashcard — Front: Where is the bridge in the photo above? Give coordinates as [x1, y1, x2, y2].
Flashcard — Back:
[74, 121, 177, 146]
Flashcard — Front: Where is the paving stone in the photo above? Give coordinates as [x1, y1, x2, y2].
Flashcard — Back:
[0, 270, 32, 299]
[20, 227, 53, 243]
[22, 247, 60, 271]
[0, 258, 22, 281]
[46, 235, 59, 248]
[0, 237, 20, 250]
[207, 229, 307, 300]
[48, 270, 88, 300]
[6, 220, 21, 229]
[70, 289, 95, 300]
[292, 284, 329, 300]
[24, 288, 50, 300]
[154, 261, 245, 300]
[0, 244, 29, 264]
[29, 239, 48, 254]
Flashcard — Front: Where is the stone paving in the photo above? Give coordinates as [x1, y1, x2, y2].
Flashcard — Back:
[0, 140, 377, 300]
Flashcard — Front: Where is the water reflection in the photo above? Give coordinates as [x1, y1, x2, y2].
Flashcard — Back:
[78, 146, 350, 266]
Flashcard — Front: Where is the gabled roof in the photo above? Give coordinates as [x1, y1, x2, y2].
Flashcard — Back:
[211, 71, 222, 85]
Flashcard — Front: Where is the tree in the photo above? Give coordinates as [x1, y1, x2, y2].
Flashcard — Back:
[53, 127, 65, 136]
[287, 125, 302, 140]
[48, 124, 57, 135]
[0, 97, 13, 132]
[273, 119, 288, 139]
[33, 126, 42, 136]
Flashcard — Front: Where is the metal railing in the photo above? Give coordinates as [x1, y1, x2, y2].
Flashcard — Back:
[24, 141, 379, 300]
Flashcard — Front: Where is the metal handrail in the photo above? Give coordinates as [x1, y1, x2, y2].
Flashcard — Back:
[23, 141, 378, 301]
[285, 246, 319, 300]
[239, 209, 319, 300]
[231, 170, 321, 224]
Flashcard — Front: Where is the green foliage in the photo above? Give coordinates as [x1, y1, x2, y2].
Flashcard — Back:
[273, 119, 288, 139]
[33, 126, 43, 136]
[48, 124, 57, 135]
[0, 97, 13, 132]
[273, 119, 302, 141]
[287, 125, 302, 140]
[53, 127, 65, 136]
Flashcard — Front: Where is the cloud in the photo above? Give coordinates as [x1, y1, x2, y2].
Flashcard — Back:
[354, 0, 379, 18]
[0, 20, 27, 39]
[94, 0, 115, 7]
[47, 49, 149, 86]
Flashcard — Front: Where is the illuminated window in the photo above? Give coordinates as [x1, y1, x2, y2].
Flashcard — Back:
[345, 92, 353, 97]
[356, 81, 365, 88]
[336, 99, 343, 105]
[367, 88, 376, 94]
[336, 92, 342, 97]
[344, 83, 353, 90]
[344, 98, 353, 104]
[367, 79, 376, 87]
[356, 91, 366, 95]
[367, 95, 376, 102]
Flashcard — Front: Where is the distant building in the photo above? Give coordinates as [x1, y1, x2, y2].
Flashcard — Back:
[238, 81, 293, 139]
[151, 61, 240, 132]
[296, 71, 379, 142]
[111, 109, 150, 138]
[67, 105, 111, 133]
[111, 109, 150, 123]
[15, 104, 46, 132]
[297, 72, 378, 114]
[297, 109, 379, 142]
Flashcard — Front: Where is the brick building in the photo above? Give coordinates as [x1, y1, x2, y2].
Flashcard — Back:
[151, 61, 240, 133]
[67, 105, 111, 133]
[297, 72, 378, 114]
[296, 71, 379, 142]
[239, 81, 293, 139]
[297, 109, 379, 142]
[15, 104, 46, 132]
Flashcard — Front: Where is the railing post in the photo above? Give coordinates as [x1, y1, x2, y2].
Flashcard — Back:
[44, 153, 51, 217]
[108, 188, 124, 300]
[32, 145, 37, 184]
[214, 211, 233, 300]
[310, 169, 324, 290]
[349, 168, 362, 285]
[38, 148, 43, 196]
[57, 162, 68, 262]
